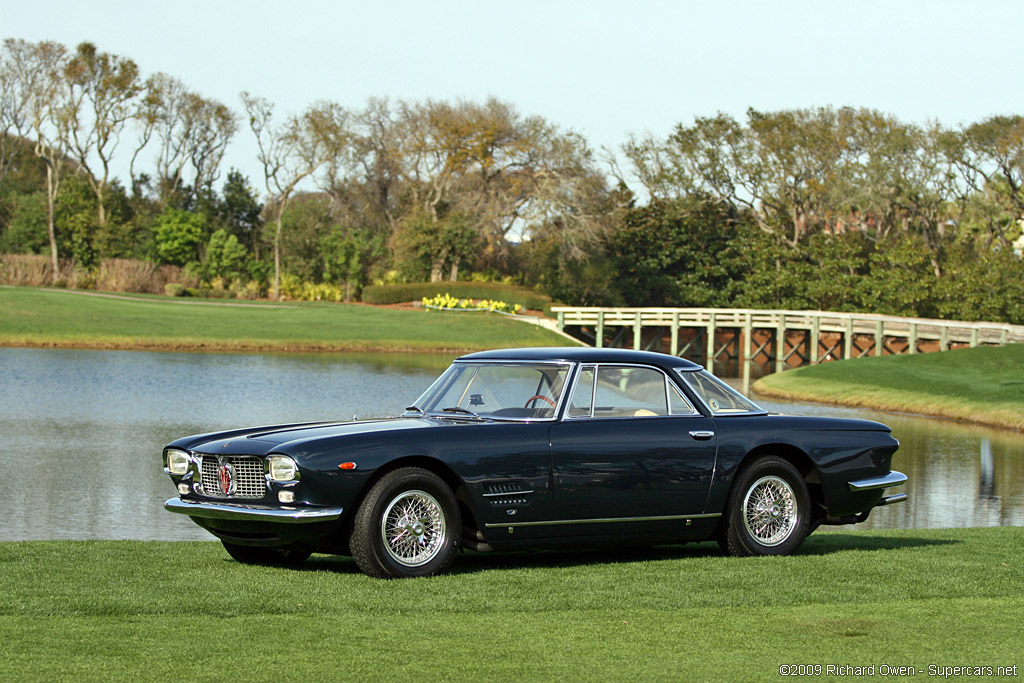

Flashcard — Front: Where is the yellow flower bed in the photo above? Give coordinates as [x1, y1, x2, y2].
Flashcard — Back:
[422, 293, 522, 314]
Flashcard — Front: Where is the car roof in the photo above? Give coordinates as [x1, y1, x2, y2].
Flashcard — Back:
[457, 347, 703, 372]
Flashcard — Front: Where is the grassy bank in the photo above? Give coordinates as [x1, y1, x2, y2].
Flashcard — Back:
[754, 344, 1024, 431]
[1, 528, 1021, 681]
[0, 286, 577, 353]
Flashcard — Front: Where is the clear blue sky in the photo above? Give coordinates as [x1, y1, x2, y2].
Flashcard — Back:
[4, 0, 1022, 195]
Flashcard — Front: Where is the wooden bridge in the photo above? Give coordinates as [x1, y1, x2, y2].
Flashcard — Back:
[551, 307, 1024, 392]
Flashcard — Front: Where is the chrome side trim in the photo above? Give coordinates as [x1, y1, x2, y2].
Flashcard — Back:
[165, 498, 344, 523]
[848, 470, 908, 492]
[482, 490, 534, 497]
[483, 512, 721, 529]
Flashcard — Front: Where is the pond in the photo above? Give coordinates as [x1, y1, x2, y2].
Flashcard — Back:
[1, 347, 1021, 541]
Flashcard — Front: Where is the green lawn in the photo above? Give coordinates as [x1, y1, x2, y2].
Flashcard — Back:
[1, 528, 1021, 681]
[754, 344, 1024, 431]
[0, 286, 577, 353]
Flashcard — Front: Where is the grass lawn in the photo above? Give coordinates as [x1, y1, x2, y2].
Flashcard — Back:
[1, 528, 1021, 681]
[754, 344, 1024, 431]
[0, 286, 577, 353]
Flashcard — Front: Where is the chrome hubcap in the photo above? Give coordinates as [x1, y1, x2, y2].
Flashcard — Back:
[381, 490, 446, 567]
[742, 475, 797, 547]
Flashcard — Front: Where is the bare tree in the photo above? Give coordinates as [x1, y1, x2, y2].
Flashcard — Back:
[2, 39, 72, 281]
[242, 92, 339, 299]
[62, 42, 141, 229]
[0, 43, 28, 192]
[132, 74, 238, 206]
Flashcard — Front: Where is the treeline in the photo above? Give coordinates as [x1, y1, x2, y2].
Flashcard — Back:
[1, 38, 1023, 322]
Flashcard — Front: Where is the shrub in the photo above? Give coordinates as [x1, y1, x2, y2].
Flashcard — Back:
[164, 283, 185, 297]
[279, 274, 346, 302]
[0, 254, 58, 286]
[363, 282, 553, 311]
[96, 259, 159, 293]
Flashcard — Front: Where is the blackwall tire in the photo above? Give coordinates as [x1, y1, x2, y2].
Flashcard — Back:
[722, 456, 810, 557]
[350, 467, 461, 578]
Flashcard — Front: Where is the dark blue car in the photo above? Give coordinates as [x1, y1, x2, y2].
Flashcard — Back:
[164, 348, 907, 577]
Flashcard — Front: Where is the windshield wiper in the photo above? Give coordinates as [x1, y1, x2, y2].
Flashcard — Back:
[442, 406, 479, 417]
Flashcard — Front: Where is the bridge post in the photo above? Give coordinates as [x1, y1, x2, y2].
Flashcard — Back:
[940, 326, 949, 351]
[908, 323, 918, 354]
[810, 316, 820, 364]
[970, 327, 979, 348]
[775, 315, 786, 374]
[844, 318, 854, 359]
[596, 311, 605, 348]
[632, 313, 642, 350]
[670, 311, 680, 356]
[875, 321, 884, 356]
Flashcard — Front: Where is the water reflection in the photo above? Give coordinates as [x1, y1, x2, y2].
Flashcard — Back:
[1, 347, 1021, 540]
[0, 348, 450, 541]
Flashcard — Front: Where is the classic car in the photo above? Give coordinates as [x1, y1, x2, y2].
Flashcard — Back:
[163, 347, 907, 578]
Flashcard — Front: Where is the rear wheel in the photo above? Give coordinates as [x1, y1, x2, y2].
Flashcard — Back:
[720, 456, 810, 557]
[350, 467, 461, 578]
[221, 541, 311, 566]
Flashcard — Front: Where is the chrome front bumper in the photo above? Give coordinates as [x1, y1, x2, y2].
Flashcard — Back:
[165, 498, 345, 523]
[848, 470, 908, 506]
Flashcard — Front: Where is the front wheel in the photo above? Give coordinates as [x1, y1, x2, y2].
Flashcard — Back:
[350, 467, 461, 578]
[720, 456, 810, 557]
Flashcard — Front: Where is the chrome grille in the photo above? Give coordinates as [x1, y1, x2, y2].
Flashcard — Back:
[199, 454, 266, 499]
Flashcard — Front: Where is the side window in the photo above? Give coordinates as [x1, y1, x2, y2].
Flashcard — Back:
[593, 366, 667, 417]
[669, 382, 696, 415]
[568, 366, 595, 417]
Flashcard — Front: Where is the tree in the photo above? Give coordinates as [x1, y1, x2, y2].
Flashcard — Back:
[322, 226, 380, 302]
[135, 73, 237, 206]
[607, 196, 749, 307]
[63, 42, 141, 231]
[242, 92, 342, 299]
[202, 228, 247, 282]
[2, 39, 72, 282]
[216, 169, 263, 258]
[154, 208, 205, 266]
[939, 116, 1024, 248]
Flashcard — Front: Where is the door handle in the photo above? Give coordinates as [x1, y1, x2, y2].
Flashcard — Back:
[689, 430, 715, 440]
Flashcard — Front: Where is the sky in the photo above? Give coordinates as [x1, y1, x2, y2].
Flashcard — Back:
[4, 0, 1022, 196]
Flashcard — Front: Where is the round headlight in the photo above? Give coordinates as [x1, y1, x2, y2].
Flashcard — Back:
[268, 455, 299, 482]
[166, 449, 190, 475]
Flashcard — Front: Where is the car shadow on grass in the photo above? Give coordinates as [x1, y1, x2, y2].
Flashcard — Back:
[288, 532, 959, 576]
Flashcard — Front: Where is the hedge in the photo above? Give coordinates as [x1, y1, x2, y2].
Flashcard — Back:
[363, 282, 554, 312]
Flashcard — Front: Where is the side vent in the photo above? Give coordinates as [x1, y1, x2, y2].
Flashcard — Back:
[482, 481, 534, 506]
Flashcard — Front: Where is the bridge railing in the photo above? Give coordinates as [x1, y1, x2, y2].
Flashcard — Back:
[551, 306, 1024, 389]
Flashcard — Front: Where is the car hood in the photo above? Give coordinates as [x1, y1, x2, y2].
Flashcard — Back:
[169, 416, 453, 456]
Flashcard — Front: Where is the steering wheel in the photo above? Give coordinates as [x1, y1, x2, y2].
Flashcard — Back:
[524, 394, 557, 409]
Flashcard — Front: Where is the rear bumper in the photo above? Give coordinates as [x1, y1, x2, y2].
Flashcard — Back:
[848, 470, 908, 493]
[165, 498, 345, 523]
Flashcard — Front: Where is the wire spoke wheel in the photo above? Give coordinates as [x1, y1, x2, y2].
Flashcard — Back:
[722, 456, 810, 557]
[380, 489, 446, 567]
[742, 475, 797, 547]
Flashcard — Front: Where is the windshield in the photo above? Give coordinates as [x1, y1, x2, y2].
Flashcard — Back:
[678, 369, 765, 415]
[409, 362, 571, 420]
